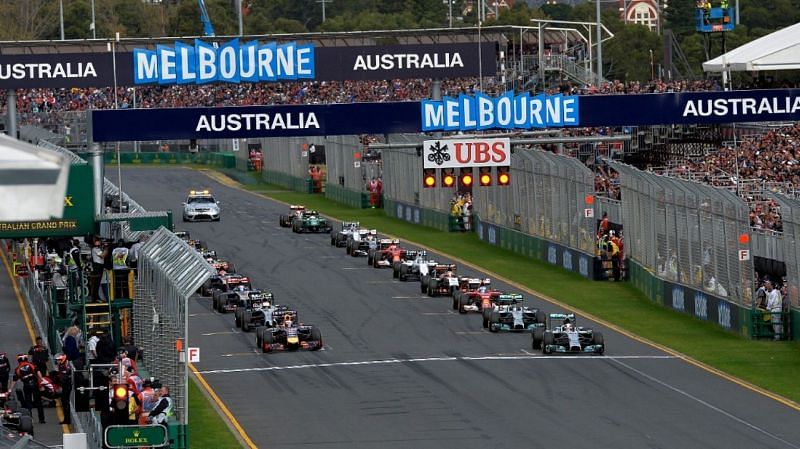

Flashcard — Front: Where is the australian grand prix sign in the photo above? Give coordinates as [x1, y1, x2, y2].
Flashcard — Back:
[422, 138, 510, 169]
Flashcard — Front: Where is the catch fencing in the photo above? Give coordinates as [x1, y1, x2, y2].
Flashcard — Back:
[133, 227, 215, 427]
[611, 162, 754, 307]
[472, 150, 595, 254]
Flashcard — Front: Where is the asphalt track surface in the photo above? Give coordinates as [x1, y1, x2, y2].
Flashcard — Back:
[0, 253, 66, 445]
[123, 167, 800, 449]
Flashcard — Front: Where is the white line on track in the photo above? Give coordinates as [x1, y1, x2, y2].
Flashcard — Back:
[453, 331, 489, 335]
[392, 296, 429, 299]
[342, 267, 372, 270]
[201, 331, 239, 336]
[610, 358, 800, 449]
[421, 311, 455, 316]
[220, 352, 259, 357]
[195, 354, 677, 375]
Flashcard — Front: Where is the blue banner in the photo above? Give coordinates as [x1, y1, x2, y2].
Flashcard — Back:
[91, 89, 800, 142]
[91, 102, 421, 141]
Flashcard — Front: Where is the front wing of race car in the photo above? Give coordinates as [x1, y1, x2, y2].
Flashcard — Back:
[543, 332, 604, 354]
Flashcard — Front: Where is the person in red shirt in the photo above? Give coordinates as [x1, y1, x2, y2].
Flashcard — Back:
[11, 354, 45, 424]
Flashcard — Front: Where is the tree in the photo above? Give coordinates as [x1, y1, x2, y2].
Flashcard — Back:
[603, 23, 662, 81]
[0, 0, 58, 40]
[539, 3, 572, 21]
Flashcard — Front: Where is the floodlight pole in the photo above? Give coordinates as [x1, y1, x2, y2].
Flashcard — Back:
[91, 0, 96, 38]
[59, 0, 65, 40]
[596, 0, 602, 84]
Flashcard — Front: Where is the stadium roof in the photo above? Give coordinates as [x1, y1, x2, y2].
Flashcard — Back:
[0, 26, 584, 54]
[0, 134, 70, 221]
[703, 22, 800, 72]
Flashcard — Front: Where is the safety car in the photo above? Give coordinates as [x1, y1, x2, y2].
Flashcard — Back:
[330, 221, 361, 247]
[292, 210, 332, 233]
[532, 313, 604, 354]
[393, 250, 437, 281]
[421, 264, 460, 296]
[258, 313, 323, 353]
[280, 205, 306, 227]
[182, 189, 221, 222]
[485, 296, 546, 333]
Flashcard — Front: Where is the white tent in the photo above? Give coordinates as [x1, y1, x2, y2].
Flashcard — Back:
[0, 134, 71, 221]
[703, 22, 800, 72]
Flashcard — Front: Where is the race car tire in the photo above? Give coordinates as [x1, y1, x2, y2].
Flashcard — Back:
[367, 254, 373, 266]
[242, 311, 252, 332]
[593, 332, 604, 354]
[536, 310, 546, 326]
[19, 415, 33, 435]
[488, 311, 500, 332]
[482, 307, 492, 328]
[6, 399, 19, 413]
[228, 263, 237, 273]
[373, 257, 380, 269]
[542, 332, 554, 354]
[255, 327, 264, 348]
[392, 263, 400, 279]
[330, 234, 336, 246]
[182, 215, 187, 222]
[532, 327, 544, 350]
[197, 241, 207, 250]
[234, 310, 242, 328]
[212, 296, 219, 312]
[420, 276, 429, 294]
[427, 279, 438, 297]
[458, 294, 471, 314]
[346, 242, 353, 256]
[452, 292, 460, 310]
[399, 265, 408, 281]
[262, 332, 274, 353]
[310, 328, 323, 350]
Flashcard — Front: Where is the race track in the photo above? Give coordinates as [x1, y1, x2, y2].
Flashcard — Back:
[122, 167, 800, 449]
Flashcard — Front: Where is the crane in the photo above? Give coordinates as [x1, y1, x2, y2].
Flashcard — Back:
[198, 0, 216, 37]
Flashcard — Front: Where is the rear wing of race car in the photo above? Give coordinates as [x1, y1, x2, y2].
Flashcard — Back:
[290, 205, 305, 210]
[434, 263, 457, 272]
[174, 231, 190, 240]
[273, 309, 298, 323]
[496, 293, 524, 304]
[548, 313, 577, 326]
[342, 221, 360, 228]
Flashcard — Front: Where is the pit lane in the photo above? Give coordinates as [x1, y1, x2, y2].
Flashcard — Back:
[123, 167, 800, 449]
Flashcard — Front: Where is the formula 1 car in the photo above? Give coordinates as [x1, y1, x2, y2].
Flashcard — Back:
[486, 297, 546, 333]
[200, 273, 251, 297]
[0, 392, 33, 436]
[455, 284, 504, 319]
[255, 310, 298, 348]
[233, 290, 275, 329]
[421, 264, 459, 296]
[258, 314, 323, 353]
[212, 283, 253, 313]
[209, 258, 236, 275]
[368, 240, 404, 268]
[330, 221, 361, 247]
[452, 277, 491, 309]
[280, 205, 306, 227]
[367, 239, 399, 266]
[292, 210, 332, 233]
[347, 230, 378, 256]
[393, 250, 436, 281]
[532, 313, 604, 354]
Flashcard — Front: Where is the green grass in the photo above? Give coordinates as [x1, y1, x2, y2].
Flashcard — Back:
[222, 170, 800, 404]
[188, 378, 241, 448]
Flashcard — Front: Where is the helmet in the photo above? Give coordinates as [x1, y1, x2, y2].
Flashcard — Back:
[564, 323, 575, 332]
[0, 352, 6, 360]
[237, 285, 246, 292]
[478, 286, 488, 293]
[16, 354, 28, 363]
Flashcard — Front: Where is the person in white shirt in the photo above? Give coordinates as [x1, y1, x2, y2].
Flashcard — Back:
[765, 281, 783, 340]
[86, 333, 100, 364]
